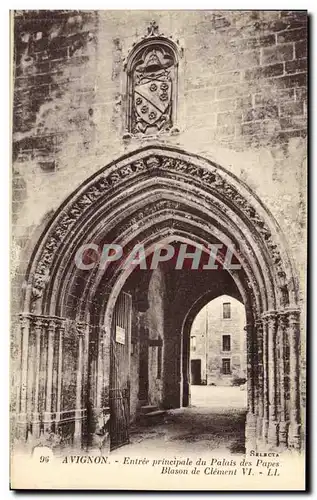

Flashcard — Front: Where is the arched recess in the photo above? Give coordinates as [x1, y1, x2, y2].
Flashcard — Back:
[16, 145, 301, 451]
[123, 22, 182, 135]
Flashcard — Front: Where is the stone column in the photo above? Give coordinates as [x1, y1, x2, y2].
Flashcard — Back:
[287, 309, 301, 449]
[55, 321, 65, 428]
[245, 323, 255, 413]
[277, 312, 289, 447]
[245, 322, 256, 449]
[96, 327, 104, 411]
[262, 316, 269, 442]
[18, 314, 31, 439]
[74, 323, 85, 448]
[265, 312, 278, 447]
[255, 319, 264, 443]
[26, 319, 36, 427]
[44, 319, 56, 431]
[32, 318, 44, 437]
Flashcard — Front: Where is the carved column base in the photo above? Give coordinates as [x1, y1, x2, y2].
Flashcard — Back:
[15, 417, 28, 441]
[31, 412, 41, 438]
[267, 420, 279, 448]
[245, 412, 257, 450]
[288, 423, 301, 450]
[262, 418, 269, 442]
[278, 420, 289, 448]
[74, 411, 83, 448]
[43, 412, 52, 432]
[256, 415, 263, 442]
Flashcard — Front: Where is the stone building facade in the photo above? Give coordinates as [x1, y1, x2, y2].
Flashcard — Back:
[190, 295, 247, 386]
[11, 10, 307, 452]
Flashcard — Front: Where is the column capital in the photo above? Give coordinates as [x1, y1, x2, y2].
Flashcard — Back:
[76, 321, 87, 337]
[255, 317, 264, 329]
[47, 318, 58, 332]
[243, 323, 254, 332]
[261, 310, 278, 323]
[20, 313, 66, 329]
[276, 311, 289, 328]
[277, 308, 301, 325]
[19, 313, 32, 328]
[33, 316, 45, 326]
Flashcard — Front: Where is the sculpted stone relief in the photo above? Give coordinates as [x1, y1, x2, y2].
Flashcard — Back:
[124, 22, 181, 135]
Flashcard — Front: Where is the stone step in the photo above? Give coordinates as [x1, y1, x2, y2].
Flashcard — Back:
[143, 410, 166, 418]
[140, 405, 159, 414]
[138, 399, 148, 407]
[138, 409, 167, 426]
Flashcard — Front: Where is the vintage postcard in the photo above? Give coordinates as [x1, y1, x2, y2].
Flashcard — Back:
[10, 9, 307, 490]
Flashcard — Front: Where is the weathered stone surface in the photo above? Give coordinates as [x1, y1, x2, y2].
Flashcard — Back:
[11, 10, 306, 454]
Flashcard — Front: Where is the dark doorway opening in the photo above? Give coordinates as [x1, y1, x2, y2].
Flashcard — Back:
[191, 359, 201, 385]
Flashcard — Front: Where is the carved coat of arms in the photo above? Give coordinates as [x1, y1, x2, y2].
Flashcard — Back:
[132, 47, 174, 133]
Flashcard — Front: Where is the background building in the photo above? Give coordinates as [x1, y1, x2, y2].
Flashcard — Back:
[190, 295, 247, 386]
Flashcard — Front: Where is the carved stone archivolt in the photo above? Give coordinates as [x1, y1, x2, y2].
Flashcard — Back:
[29, 149, 290, 308]
[17, 146, 302, 452]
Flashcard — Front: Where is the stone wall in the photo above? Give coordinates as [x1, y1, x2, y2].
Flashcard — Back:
[12, 10, 307, 262]
[12, 9, 307, 319]
[11, 10, 307, 426]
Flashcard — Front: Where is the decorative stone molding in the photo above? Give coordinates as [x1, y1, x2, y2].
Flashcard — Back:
[19, 313, 65, 329]
[29, 150, 288, 305]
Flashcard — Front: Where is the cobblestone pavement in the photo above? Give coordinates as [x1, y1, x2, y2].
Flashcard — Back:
[125, 386, 247, 456]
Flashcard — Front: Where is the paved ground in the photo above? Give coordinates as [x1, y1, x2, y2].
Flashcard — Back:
[124, 385, 247, 456]
[190, 384, 247, 409]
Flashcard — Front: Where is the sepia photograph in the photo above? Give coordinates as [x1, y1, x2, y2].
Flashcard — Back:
[9, 8, 308, 490]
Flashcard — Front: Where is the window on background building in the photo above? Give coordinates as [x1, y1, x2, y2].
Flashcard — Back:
[223, 302, 231, 319]
[222, 358, 231, 375]
[190, 336, 196, 352]
[222, 334, 231, 352]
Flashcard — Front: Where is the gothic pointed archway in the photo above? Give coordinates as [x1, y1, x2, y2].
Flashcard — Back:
[16, 144, 301, 451]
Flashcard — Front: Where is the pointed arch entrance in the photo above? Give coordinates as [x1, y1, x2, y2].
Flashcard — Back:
[16, 145, 301, 451]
